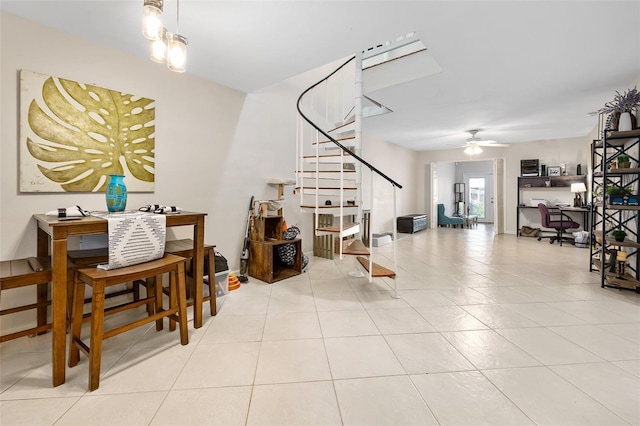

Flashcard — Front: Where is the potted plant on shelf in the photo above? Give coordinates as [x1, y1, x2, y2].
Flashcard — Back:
[617, 154, 631, 168]
[599, 86, 640, 131]
[611, 229, 627, 242]
[606, 185, 632, 205]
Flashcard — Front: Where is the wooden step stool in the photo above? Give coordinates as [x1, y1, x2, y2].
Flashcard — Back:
[68, 254, 189, 391]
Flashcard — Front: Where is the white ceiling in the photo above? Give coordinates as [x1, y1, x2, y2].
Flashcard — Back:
[2, 1, 639, 151]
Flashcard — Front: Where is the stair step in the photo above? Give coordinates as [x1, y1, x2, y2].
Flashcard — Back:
[317, 222, 360, 238]
[303, 154, 356, 164]
[302, 188, 357, 196]
[328, 120, 355, 135]
[300, 205, 359, 216]
[312, 136, 355, 145]
[357, 257, 396, 278]
[342, 239, 370, 256]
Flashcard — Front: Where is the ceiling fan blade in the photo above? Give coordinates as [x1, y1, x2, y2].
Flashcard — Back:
[478, 142, 509, 147]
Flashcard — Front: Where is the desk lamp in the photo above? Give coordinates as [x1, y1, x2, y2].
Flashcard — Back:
[571, 182, 587, 207]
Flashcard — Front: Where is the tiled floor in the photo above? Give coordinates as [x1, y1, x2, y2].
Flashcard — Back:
[1, 225, 639, 425]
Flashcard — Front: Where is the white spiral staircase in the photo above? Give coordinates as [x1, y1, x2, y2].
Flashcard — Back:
[295, 33, 433, 292]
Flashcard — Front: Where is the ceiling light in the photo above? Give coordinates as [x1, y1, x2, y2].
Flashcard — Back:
[464, 145, 483, 155]
[149, 28, 167, 62]
[167, 33, 188, 72]
[142, 0, 163, 40]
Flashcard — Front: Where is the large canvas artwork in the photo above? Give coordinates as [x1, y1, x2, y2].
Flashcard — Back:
[20, 70, 155, 192]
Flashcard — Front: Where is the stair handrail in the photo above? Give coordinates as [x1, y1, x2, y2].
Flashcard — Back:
[296, 56, 403, 190]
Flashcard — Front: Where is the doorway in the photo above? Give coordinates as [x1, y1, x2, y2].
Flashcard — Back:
[464, 173, 494, 223]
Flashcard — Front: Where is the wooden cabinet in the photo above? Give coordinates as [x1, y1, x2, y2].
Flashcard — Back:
[248, 216, 302, 283]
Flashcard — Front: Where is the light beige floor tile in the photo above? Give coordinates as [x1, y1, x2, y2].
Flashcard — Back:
[473, 286, 536, 303]
[254, 339, 330, 384]
[310, 278, 352, 293]
[314, 291, 365, 311]
[0, 396, 79, 425]
[335, 375, 438, 425]
[324, 335, 405, 379]
[217, 295, 269, 315]
[441, 330, 540, 370]
[501, 302, 587, 326]
[1, 348, 127, 399]
[367, 308, 436, 334]
[398, 289, 455, 307]
[262, 312, 322, 340]
[0, 351, 51, 393]
[598, 322, 640, 343]
[484, 366, 628, 425]
[269, 276, 312, 295]
[613, 359, 640, 377]
[550, 325, 640, 361]
[354, 290, 410, 309]
[317, 310, 380, 337]
[547, 301, 635, 324]
[267, 293, 316, 313]
[386, 333, 475, 373]
[56, 391, 167, 425]
[436, 288, 494, 305]
[416, 306, 487, 333]
[247, 381, 341, 426]
[462, 304, 540, 328]
[199, 314, 265, 344]
[411, 371, 533, 425]
[90, 344, 195, 394]
[497, 327, 603, 365]
[173, 342, 260, 389]
[152, 386, 252, 425]
[551, 362, 640, 425]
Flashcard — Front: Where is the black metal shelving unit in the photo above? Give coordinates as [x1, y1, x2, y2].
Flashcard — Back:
[591, 128, 640, 293]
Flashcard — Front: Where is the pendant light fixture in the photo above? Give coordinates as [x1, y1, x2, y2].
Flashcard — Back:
[142, 0, 164, 41]
[143, 0, 187, 73]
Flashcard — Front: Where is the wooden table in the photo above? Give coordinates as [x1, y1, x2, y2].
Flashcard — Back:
[33, 211, 207, 387]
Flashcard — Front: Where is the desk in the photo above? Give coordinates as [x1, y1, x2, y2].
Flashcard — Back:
[558, 206, 591, 231]
[517, 205, 590, 234]
[33, 211, 207, 387]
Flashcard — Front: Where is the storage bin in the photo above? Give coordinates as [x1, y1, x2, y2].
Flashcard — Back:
[214, 270, 229, 296]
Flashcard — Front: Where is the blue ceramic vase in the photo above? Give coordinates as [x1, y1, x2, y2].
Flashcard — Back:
[106, 174, 127, 212]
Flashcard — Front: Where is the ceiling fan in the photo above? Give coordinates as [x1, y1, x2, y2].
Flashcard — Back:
[461, 129, 509, 155]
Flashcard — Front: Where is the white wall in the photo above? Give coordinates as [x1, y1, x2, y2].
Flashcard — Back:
[0, 11, 417, 264]
[416, 136, 591, 234]
[436, 161, 456, 216]
[0, 11, 315, 271]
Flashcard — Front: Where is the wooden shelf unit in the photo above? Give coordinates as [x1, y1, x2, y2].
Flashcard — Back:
[248, 216, 302, 283]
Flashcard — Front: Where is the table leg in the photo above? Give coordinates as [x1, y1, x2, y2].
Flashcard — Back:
[192, 215, 205, 328]
[52, 237, 69, 386]
[39, 227, 68, 386]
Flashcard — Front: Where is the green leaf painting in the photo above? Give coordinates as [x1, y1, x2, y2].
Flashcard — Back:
[19, 70, 155, 192]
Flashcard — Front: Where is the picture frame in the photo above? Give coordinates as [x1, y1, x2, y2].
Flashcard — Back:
[547, 166, 562, 176]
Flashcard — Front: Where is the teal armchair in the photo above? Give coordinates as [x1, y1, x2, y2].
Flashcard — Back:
[437, 204, 464, 227]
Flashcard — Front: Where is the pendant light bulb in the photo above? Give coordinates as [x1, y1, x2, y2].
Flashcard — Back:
[167, 33, 188, 73]
[149, 28, 167, 62]
[142, 0, 164, 40]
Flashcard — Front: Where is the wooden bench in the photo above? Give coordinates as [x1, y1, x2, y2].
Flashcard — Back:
[68, 254, 189, 391]
[0, 257, 53, 343]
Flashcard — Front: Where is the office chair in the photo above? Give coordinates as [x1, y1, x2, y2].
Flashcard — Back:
[537, 203, 580, 246]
